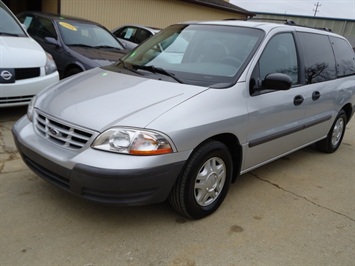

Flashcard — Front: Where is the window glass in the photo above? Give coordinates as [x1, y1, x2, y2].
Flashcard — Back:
[0, 4, 27, 37]
[58, 21, 123, 49]
[250, 33, 299, 95]
[259, 33, 299, 84]
[112, 28, 122, 38]
[18, 15, 36, 35]
[136, 29, 152, 43]
[22, 16, 33, 29]
[298, 32, 336, 84]
[18, 16, 56, 40]
[330, 36, 355, 77]
[19, 15, 38, 36]
[119, 27, 137, 42]
[37, 17, 57, 39]
[117, 24, 264, 87]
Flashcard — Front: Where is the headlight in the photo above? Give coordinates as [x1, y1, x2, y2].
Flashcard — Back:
[27, 96, 36, 121]
[92, 128, 175, 155]
[44, 52, 57, 75]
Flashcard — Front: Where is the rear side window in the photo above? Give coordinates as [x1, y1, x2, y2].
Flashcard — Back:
[298, 32, 336, 84]
[113, 27, 138, 43]
[330, 36, 355, 77]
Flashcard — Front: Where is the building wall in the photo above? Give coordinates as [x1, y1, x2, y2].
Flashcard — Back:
[42, 0, 58, 13]
[4, 0, 27, 14]
[60, 0, 245, 30]
[256, 13, 355, 47]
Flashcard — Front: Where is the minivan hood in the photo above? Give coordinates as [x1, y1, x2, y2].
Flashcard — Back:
[36, 68, 207, 131]
[69, 46, 127, 66]
[0, 37, 46, 67]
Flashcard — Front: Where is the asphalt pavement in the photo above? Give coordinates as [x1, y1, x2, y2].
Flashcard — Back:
[1, 106, 354, 266]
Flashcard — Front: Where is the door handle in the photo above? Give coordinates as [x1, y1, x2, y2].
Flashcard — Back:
[312, 91, 321, 101]
[293, 95, 304, 106]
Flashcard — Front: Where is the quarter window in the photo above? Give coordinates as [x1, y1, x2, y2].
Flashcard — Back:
[330, 36, 355, 77]
[298, 32, 336, 84]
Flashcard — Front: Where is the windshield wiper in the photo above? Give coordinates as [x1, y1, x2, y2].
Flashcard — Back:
[0, 32, 20, 37]
[119, 59, 142, 75]
[94, 45, 122, 50]
[67, 43, 94, 48]
[132, 64, 183, 84]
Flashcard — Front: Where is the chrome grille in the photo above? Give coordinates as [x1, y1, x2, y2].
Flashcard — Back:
[0, 95, 34, 104]
[34, 110, 94, 150]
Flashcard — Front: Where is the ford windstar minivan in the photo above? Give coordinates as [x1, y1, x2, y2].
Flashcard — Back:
[0, 1, 58, 107]
[12, 19, 355, 219]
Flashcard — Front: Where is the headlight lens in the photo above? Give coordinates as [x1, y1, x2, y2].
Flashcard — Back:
[27, 96, 36, 121]
[45, 52, 57, 75]
[92, 128, 174, 155]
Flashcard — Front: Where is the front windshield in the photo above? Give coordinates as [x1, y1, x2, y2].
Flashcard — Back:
[0, 3, 27, 37]
[58, 21, 124, 49]
[121, 24, 264, 87]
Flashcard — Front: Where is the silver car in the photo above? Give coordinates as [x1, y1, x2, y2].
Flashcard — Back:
[111, 24, 160, 50]
[12, 20, 355, 219]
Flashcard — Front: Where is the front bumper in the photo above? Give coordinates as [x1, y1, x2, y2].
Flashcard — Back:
[12, 116, 186, 206]
[0, 71, 59, 107]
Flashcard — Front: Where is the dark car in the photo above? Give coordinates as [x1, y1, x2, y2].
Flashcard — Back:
[17, 12, 128, 78]
[111, 24, 160, 50]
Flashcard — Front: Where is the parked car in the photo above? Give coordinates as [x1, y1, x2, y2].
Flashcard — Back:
[13, 20, 355, 219]
[17, 12, 127, 79]
[111, 24, 160, 50]
[0, 2, 59, 107]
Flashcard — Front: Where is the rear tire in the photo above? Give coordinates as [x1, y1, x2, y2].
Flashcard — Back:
[316, 110, 347, 153]
[169, 140, 233, 219]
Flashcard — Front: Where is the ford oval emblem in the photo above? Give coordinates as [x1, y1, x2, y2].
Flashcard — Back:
[1, 70, 12, 80]
[49, 127, 60, 136]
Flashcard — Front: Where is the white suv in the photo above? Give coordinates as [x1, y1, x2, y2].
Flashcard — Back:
[0, 1, 59, 107]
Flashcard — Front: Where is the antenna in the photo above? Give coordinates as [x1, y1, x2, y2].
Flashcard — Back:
[313, 1, 321, 16]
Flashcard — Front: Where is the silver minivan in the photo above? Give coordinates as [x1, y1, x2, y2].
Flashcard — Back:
[12, 20, 355, 219]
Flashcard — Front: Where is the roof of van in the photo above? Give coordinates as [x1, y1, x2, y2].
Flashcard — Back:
[181, 19, 343, 38]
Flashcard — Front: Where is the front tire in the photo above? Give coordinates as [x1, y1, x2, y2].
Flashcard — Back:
[169, 140, 233, 219]
[316, 110, 347, 153]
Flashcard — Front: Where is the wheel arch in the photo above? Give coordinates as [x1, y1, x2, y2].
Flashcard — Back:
[64, 64, 84, 78]
[342, 103, 353, 124]
[208, 133, 242, 183]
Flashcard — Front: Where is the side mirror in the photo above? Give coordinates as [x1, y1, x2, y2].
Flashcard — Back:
[44, 37, 59, 46]
[262, 73, 292, 90]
